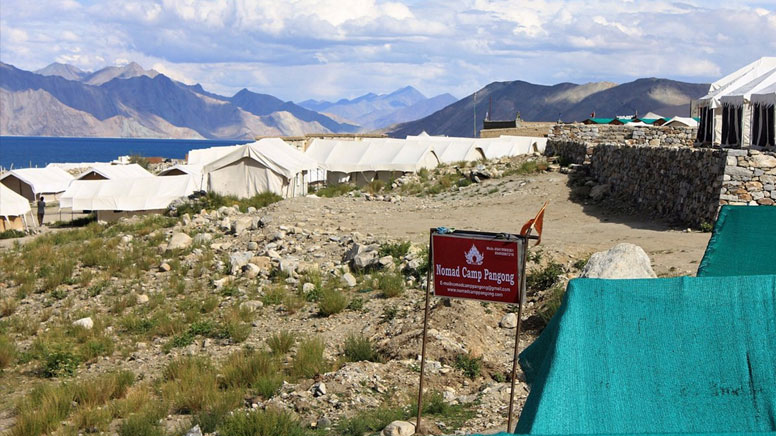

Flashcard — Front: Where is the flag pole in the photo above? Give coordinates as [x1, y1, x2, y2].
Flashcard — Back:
[506, 229, 529, 431]
[416, 229, 434, 433]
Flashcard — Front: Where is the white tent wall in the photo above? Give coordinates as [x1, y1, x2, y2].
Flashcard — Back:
[0, 183, 33, 231]
[0, 167, 75, 202]
[187, 145, 244, 165]
[207, 158, 287, 199]
[60, 175, 197, 213]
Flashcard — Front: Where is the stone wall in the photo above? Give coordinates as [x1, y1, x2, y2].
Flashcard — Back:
[544, 141, 590, 164]
[549, 123, 697, 147]
[590, 145, 726, 226]
[720, 149, 776, 205]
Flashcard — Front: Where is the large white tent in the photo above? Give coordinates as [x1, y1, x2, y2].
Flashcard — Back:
[749, 81, 776, 148]
[60, 175, 198, 220]
[0, 167, 75, 202]
[0, 183, 33, 231]
[697, 57, 776, 147]
[75, 163, 153, 180]
[159, 164, 205, 190]
[305, 138, 440, 186]
[201, 139, 317, 199]
[187, 144, 244, 165]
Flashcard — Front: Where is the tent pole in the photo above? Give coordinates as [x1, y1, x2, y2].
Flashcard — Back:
[416, 229, 434, 434]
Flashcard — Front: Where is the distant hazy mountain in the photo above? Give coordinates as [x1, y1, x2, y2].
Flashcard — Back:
[0, 62, 357, 139]
[35, 62, 89, 81]
[388, 78, 708, 138]
[298, 86, 456, 130]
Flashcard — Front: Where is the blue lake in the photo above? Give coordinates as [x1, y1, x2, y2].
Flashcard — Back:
[0, 136, 251, 169]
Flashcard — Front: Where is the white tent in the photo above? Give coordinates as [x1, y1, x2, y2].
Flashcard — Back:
[0, 167, 75, 202]
[202, 139, 317, 199]
[0, 183, 32, 231]
[697, 57, 776, 146]
[187, 144, 244, 165]
[750, 82, 776, 148]
[60, 175, 198, 220]
[75, 163, 153, 180]
[159, 164, 205, 190]
[305, 138, 439, 186]
[662, 117, 699, 128]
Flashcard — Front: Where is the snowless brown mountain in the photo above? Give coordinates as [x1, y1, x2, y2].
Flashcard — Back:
[388, 78, 709, 138]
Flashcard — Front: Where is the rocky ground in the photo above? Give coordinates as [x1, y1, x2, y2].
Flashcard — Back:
[0, 157, 712, 436]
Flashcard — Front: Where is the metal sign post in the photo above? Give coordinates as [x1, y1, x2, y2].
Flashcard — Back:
[416, 228, 535, 435]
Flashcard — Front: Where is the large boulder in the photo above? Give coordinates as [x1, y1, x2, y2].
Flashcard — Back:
[229, 251, 254, 275]
[382, 421, 415, 436]
[167, 232, 192, 250]
[580, 243, 656, 279]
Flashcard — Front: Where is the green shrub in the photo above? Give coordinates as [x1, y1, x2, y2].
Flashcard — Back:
[267, 330, 295, 355]
[538, 284, 566, 324]
[218, 408, 310, 436]
[343, 334, 380, 362]
[409, 390, 451, 416]
[161, 357, 218, 414]
[42, 349, 82, 377]
[163, 332, 194, 352]
[378, 241, 411, 259]
[699, 221, 714, 232]
[376, 271, 404, 298]
[117, 410, 165, 436]
[381, 306, 398, 322]
[175, 192, 282, 216]
[314, 183, 356, 198]
[335, 405, 406, 436]
[194, 389, 243, 433]
[11, 383, 73, 436]
[347, 296, 364, 311]
[291, 337, 327, 379]
[0, 297, 17, 317]
[262, 285, 286, 306]
[318, 287, 348, 316]
[454, 353, 482, 379]
[527, 261, 564, 291]
[0, 229, 25, 239]
[72, 370, 135, 407]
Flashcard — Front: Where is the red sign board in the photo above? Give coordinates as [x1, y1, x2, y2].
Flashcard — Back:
[431, 233, 521, 304]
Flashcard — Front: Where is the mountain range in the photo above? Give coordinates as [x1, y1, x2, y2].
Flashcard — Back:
[388, 78, 709, 138]
[0, 62, 451, 139]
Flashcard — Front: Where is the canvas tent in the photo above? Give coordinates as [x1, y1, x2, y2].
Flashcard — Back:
[662, 116, 699, 128]
[697, 57, 776, 146]
[0, 167, 75, 202]
[187, 144, 244, 165]
[159, 164, 205, 190]
[305, 138, 440, 186]
[59, 175, 198, 221]
[750, 82, 776, 147]
[75, 163, 153, 180]
[201, 139, 316, 199]
[515, 275, 776, 434]
[0, 183, 33, 231]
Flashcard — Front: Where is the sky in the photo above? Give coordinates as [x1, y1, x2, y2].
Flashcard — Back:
[1, 0, 775, 102]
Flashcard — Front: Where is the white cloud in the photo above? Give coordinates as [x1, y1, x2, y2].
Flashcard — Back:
[0, 0, 774, 101]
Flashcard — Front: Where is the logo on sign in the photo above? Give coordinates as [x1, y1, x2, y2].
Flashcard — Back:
[464, 244, 484, 266]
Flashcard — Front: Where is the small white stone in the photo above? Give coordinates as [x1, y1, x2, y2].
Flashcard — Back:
[73, 317, 94, 330]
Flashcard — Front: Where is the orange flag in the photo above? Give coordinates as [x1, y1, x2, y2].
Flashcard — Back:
[520, 201, 548, 246]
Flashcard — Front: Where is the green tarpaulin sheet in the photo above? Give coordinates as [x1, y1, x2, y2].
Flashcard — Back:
[515, 275, 776, 434]
[698, 205, 776, 277]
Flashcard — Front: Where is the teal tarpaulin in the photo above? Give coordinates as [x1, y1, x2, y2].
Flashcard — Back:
[698, 205, 776, 277]
[515, 276, 776, 434]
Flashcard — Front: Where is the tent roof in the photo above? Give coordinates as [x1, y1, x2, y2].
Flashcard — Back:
[187, 144, 244, 165]
[718, 67, 776, 106]
[75, 163, 153, 180]
[60, 175, 197, 211]
[751, 81, 776, 105]
[305, 138, 439, 172]
[158, 164, 203, 176]
[202, 139, 317, 179]
[0, 183, 31, 217]
[641, 111, 663, 119]
[700, 57, 776, 108]
[663, 116, 699, 127]
[0, 167, 74, 194]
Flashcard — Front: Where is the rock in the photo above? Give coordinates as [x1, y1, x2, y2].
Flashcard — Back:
[302, 282, 316, 293]
[137, 294, 149, 304]
[589, 184, 610, 201]
[752, 154, 776, 168]
[342, 273, 357, 287]
[159, 262, 171, 272]
[378, 255, 395, 269]
[167, 232, 192, 250]
[184, 425, 203, 436]
[312, 382, 326, 397]
[500, 312, 517, 329]
[213, 277, 230, 289]
[242, 263, 261, 279]
[193, 233, 213, 245]
[581, 243, 657, 279]
[382, 420, 415, 436]
[232, 217, 254, 234]
[120, 235, 133, 244]
[230, 251, 254, 275]
[259, 216, 272, 227]
[279, 257, 299, 276]
[416, 419, 442, 435]
[250, 256, 272, 271]
[316, 416, 332, 429]
[73, 317, 94, 330]
[181, 213, 192, 226]
[247, 241, 259, 251]
[353, 250, 379, 269]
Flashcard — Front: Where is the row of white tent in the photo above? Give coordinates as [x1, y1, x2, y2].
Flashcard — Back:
[697, 57, 776, 147]
[1, 134, 546, 223]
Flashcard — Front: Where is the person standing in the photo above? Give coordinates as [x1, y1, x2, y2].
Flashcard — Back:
[37, 196, 46, 226]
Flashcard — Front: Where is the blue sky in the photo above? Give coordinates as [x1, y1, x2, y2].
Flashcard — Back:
[1, 0, 774, 101]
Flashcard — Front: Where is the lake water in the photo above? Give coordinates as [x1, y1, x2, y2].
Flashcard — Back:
[0, 136, 251, 169]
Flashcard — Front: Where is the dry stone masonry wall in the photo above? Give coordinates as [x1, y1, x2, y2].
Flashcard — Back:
[721, 149, 776, 205]
[549, 124, 697, 147]
[590, 145, 727, 226]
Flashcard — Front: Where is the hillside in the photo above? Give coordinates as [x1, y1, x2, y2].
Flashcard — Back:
[388, 78, 708, 138]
